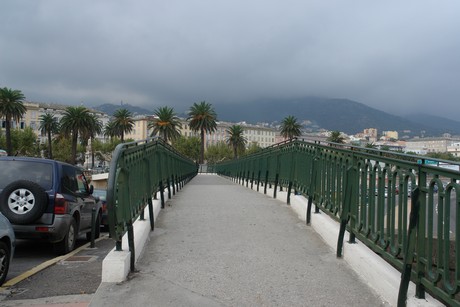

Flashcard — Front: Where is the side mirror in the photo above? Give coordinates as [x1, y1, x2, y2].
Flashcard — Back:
[89, 184, 94, 195]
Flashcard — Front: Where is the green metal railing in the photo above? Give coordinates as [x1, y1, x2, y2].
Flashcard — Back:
[214, 139, 460, 307]
[106, 137, 197, 270]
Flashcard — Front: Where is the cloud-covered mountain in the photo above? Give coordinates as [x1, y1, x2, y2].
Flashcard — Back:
[94, 97, 460, 137]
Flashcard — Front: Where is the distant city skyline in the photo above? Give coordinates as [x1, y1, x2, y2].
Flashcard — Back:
[1, 1, 460, 121]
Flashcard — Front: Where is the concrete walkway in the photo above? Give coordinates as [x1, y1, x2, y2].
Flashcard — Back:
[90, 174, 393, 306]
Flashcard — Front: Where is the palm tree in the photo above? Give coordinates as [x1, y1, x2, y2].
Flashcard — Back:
[327, 130, 345, 144]
[187, 101, 217, 164]
[226, 125, 247, 159]
[112, 108, 134, 142]
[280, 115, 302, 141]
[82, 114, 103, 168]
[148, 106, 182, 142]
[0, 87, 26, 156]
[60, 106, 92, 164]
[103, 120, 119, 141]
[39, 113, 59, 159]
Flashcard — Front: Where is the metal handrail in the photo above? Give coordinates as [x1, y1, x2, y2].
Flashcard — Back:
[214, 139, 460, 307]
[106, 137, 197, 270]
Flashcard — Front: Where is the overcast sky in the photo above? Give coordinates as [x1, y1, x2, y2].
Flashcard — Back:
[1, 1, 459, 120]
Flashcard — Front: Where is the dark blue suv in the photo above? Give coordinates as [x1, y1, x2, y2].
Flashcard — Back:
[0, 157, 102, 254]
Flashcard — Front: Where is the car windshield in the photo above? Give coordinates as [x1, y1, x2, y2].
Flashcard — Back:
[0, 160, 53, 190]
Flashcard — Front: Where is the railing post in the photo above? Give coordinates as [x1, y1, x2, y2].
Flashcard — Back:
[167, 178, 172, 199]
[148, 197, 154, 231]
[397, 188, 421, 307]
[306, 196, 313, 224]
[273, 173, 279, 198]
[257, 170, 261, 192]
[160, 181, 165, 209]
[287, 181, 293, 205]
[264, 170, 269, 195]
[127, 221, 135, 272]
[337, 166, 355, 257]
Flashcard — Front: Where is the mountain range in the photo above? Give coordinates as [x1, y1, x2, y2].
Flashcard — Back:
[93, 97, 460, 137]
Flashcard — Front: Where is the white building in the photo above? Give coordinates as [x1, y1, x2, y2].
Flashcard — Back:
[447, 142, 460, 158]
[405, 137, 460, 154]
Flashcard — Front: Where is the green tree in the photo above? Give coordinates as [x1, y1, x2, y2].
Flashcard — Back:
[187, 101, 217, 164]
[39, 113, 59, 159]
[13, 127, 39, 157]
[82, 114, 103, 168]
[112, 108, 134, 142]
[103, 120, 119, 141]
[280, 115, 302, 140]
[205, 141, 233, 164]
[60, 106, 92, 165]
[53, 137, 73, 163]
[365, 143, 376, 149]
[148, 106, 182, 142]
[226, 125, 247, 159]
[244, 142, 262, 156]
[172, 136, 201, 162]
[327, 130, 345, 144]
[0, 87, 26, 155]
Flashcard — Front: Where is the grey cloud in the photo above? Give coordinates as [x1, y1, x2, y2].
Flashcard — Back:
[1, 1, 460, 120]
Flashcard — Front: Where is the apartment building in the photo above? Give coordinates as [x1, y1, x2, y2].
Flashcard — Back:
[382, 130, 399, 140]
[124, 116, 155, 141]
[1, 102, 110, 143]
[405, 136, 460, 154]
[176, 119, 277, 149]
[447, 142, 460, 158]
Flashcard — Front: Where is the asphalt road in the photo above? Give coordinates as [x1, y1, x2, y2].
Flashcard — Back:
[0, 234, 115, 304]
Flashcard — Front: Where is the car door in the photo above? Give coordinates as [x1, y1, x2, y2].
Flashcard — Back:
[74, 169, 97, 231]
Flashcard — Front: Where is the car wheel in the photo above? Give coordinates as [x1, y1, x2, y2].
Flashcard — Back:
[86, 212, 101, 241]
[0, 241, 11, 286]
[0, 180, 48, 224]
[53, 218, 77, 255]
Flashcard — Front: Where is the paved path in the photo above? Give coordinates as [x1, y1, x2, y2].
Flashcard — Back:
[90, 174, 387, 306]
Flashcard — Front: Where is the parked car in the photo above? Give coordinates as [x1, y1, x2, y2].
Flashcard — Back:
[0, 212, 15, 286]
[0, 157, 103, 255]
[92, 188, 108, 229]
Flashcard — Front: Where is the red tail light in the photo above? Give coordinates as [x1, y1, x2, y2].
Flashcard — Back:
[54, 193, 68, 214]
[101, 202, 107, 213]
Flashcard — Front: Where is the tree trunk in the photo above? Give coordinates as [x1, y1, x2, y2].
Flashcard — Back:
[200, 128, 205, 164]
[48, 131, 53, 159]
[5, 116, 12, 156]
[71, 131, 78, 165]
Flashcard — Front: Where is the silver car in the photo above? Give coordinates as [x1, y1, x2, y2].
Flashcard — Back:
[0, 212, 15, 286]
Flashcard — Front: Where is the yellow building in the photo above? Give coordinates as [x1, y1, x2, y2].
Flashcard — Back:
[382, 130, 399, 140]
[124, 116, 154, 141]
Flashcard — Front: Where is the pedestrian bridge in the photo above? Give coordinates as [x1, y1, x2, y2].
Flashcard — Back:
[97, 138, 460, 306]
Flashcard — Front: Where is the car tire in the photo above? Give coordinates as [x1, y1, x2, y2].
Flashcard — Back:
[53, 218, 77, 255]
[86, 212, 101, 241]
[0, 241, 11, 286]
[0, 180, 48, 224]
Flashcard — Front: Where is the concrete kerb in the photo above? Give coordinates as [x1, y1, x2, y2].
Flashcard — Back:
[255, 182, 442, 307]
[101, 190, 168, 283]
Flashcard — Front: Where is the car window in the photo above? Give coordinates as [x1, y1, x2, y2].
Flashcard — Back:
[93, 189, 107, 200]
[61, 165, 78, 194]
[0, 160, 53, 190]
[76, 171, 90, 194]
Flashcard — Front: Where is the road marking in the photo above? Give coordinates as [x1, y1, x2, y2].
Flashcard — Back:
[1, 235, 108, 288]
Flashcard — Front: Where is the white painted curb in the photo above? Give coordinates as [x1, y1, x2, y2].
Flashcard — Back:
[101, 192, 165, 283]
